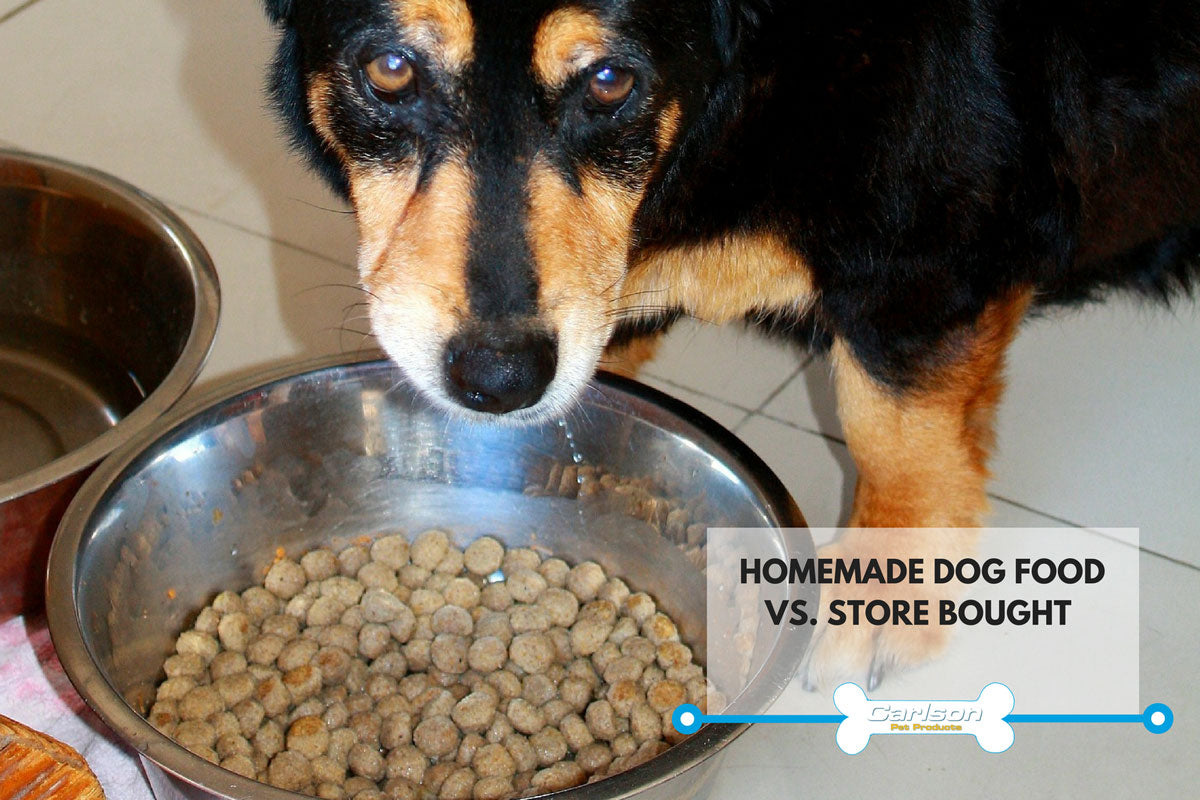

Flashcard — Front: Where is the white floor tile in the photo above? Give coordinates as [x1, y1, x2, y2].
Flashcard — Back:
[0, 0, 358, 264]
[712, 551, 1199, 797]
[642, 319, 803, 411]
[634, 375, 752, 432]
[992, 300, 1200, 566]
[757, 299, 1200, 567]
[176, 210, 372, 390]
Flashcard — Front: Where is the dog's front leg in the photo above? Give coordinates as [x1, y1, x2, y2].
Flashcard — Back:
[801, 290, 1031, 689]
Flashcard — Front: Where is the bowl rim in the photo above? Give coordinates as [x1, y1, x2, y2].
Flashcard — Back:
[47, 352, 807, 800]
[0, 148, 221, 503]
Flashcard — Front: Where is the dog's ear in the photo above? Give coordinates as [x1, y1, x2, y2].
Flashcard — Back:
[264, 0, 294, 24]
[712, 0, 769, 66]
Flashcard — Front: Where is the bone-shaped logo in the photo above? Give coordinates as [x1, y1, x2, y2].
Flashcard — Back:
[833, 682, 1015, 754]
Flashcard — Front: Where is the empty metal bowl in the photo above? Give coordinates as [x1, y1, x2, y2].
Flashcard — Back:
[48, 355, 812, 800]
[0, 149, 219, 617]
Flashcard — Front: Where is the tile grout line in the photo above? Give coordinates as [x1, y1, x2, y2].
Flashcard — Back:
[0, 0, 44, 24]
[169, 201, 357, 272]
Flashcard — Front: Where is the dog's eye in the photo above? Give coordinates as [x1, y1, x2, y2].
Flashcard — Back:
[586, 65, 634, 108]
[363, 52, 416, 102]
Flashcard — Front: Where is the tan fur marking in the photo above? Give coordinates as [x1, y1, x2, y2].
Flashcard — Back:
[349, 157, 474, 404]
[394, 0, 475, 72]
[620, 235, 816, 324]
[527, 161, 644, 395]
[532, 8, 610, 87]
[656, 101, 683, 155]
[306, 74, 348, 163]
[833, 289, 1033, 528]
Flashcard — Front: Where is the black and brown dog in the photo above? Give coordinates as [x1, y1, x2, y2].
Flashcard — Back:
[263, 0, 1200, 684]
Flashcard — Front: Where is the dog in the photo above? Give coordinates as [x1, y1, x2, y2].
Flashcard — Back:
[262, 0, 1200, 686]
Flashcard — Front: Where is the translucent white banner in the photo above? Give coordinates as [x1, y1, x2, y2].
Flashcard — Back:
[705, 528, 1139, 715]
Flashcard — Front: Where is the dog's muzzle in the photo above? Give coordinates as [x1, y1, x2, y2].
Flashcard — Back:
[443, 326, 558, 414]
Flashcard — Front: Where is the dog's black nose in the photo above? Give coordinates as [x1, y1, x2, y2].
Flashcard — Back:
[444, 329, 558, 414]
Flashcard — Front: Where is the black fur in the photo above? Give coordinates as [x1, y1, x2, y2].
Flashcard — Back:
[266, 0, 1200, 390]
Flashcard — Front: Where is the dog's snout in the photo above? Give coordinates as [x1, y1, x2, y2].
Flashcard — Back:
[444, 329, 558, 414]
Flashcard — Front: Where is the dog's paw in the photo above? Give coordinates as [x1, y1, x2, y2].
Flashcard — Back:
[798, 533, 967, 692]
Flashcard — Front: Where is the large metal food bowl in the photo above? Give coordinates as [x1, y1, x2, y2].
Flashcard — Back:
[0, 149, 219, 617]
[48, 355, 812, 800]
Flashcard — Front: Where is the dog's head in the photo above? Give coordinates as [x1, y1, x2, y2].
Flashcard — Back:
[265, 0, 755, 421]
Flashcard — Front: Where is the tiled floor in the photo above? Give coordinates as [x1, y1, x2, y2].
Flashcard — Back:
[1, 0, 1197, 796]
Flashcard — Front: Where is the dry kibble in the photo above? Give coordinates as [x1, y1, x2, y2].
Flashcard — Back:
[463, 537, 504, 576]
[531, 761, 586, 792]
[265, 560, 307, 600]
[371, 534, 411, 569]
[528, 728, 567, 767]
[302, 549, 340, 582]
[411, 530, 451, 570]
[414, 715, 461, 758]
[338, 545, 371, 577]
[176, 630, 220, 663]
[179, 685, 222, 721]
[432, 605, 474, 636]
[152, 532, 703, 800]
[348, 743, 386, 781]
[509, 633, 554, 674]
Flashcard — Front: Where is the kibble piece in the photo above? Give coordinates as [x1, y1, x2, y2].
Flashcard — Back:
[348, 743, 386, 781]
[630, 702, 662, 743]
[528, 728, 567, 767]
[265, 560, 307, 600]
[308, 596, 349, 627]
[479, 583, 512, 612]
[598, 577, 631, 608]
[179, 685, 222, 721]
[278, 637, 320, 672]
[163, 653, 204, 679]
[505, 698, 546, 735]
[410, 588, 446, 617]
[530, 761, 586, 793]
[432, 605, 474, 637]
[439, 766, 476, 800]
[357, 561, 399, 592]
[209, 650, 248, 680]
[287, 715, 330, 760]
[313, 755, 347, 785]
[254, 719, 285, 758]
[370, 651, 409, 679]
[611, 732, 637, 757]
[585, 699, 620, 741]
[414, 714, 461, 758]
[623, 592, 656, 624]
[647, 679, 687, 713]
[508, 633, 554, 674]
[380, 711, 413, 749]
[176, 630, 220, 663]
[565, 562, 606, 602]
[262, 613, 302, 639]
[575, 741, 613, 774]
[473, 614, 513, 644]
[386, 745, 427, 784]
[214, 671, 256, 708]
[221, 753, 257, 779]
[537, 558, 570, 587]
[452, 690, 498, 733]
[316, 646, 353, 685]
[642, 612, 680, 645]
[241, 587, 280, 621]
[233, 698, 265, 738]
[537, 588, 579, 628]
[386, 605, 418, 643]
[247, 633, 286, 666]
[358, 623, 392, 660]
[606, 680, 644, 717]
[430, 633, 470, 673]
[411, 530, 451, 570]
[505, 570, 546, 604]
[559, 714, 593, 751]
[463, 537, 504, 577]
[302, 549, 340, 582]
[175, 719, 217, 751]
[371, 534, 411, 569]
[569, 615, 613, 657]
[284, 664, 324, 704]
[473, 776, 514, 800]
[328, 728, 357, 765]
[361, 588, 406, 623]
[338, 545, 371, 577]
[501, 548, 541, 576]
[192, 606, 221, 636]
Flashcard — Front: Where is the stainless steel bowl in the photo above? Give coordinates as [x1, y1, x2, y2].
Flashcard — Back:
[0, 149, 219, 617]
[48, 355, 812, 800]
